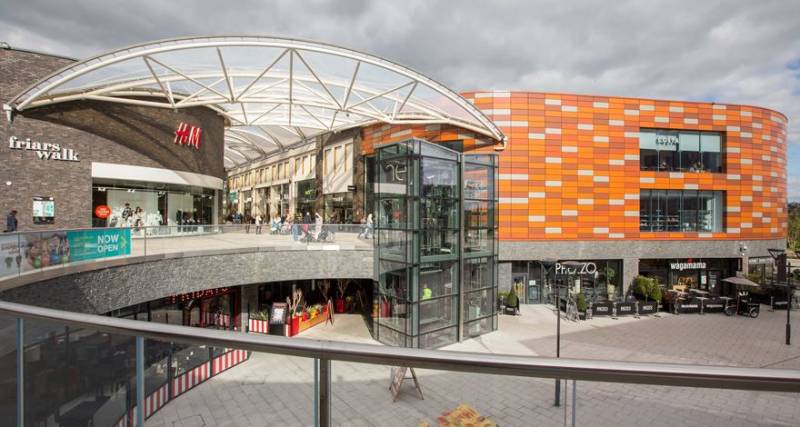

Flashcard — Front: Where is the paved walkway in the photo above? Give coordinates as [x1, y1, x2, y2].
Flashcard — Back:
[147, 307, 800, 427]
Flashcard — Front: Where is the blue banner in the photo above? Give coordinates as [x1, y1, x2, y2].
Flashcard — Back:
[66, 228, 131, 262]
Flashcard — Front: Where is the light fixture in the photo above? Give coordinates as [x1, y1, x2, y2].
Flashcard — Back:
[5, 181, 11, 186]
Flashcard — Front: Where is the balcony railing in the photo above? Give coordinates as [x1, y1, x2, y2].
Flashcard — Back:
[0, 224, 373, 282]
[0, 300, 797, 426]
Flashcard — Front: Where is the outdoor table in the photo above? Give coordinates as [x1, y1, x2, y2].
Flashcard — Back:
[696, 297, 708, 314]
[720, 296, 733, 313]
[690, 289, 709, 296]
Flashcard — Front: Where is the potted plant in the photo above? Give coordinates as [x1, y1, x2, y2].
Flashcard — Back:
[575, 293, 587, 319]
[336, 280, 349, 313]
[604, 266, 617, 302]
[249, 310, 270, 334]
[288, 287, 302, 336]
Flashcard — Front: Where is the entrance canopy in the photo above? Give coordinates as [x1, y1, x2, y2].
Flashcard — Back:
[7, 36, 504, 168]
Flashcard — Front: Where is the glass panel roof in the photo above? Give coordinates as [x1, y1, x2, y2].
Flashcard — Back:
[8, 36, 504, 169]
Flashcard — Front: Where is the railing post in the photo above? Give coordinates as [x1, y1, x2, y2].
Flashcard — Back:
[314, 358, 331, 427]
[16, 317, 23, 427]
[135, 336, 145, 427]
[571, 380, 577, 427]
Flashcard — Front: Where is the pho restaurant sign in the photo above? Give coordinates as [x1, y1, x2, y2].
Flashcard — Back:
[670, 261, 707, 271]
[8, 136, 79, 162]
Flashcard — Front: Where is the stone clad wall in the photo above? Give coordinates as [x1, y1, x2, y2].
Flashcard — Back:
[0, 249, 373, 314]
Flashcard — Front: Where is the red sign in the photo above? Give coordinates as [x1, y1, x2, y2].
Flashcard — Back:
[175, 122, 201, 150]
[164, 287, 232, 305]
[94, 205, 111, 219]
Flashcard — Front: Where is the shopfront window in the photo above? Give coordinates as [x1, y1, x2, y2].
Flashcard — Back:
[639, 129, 723, 172]
[93, 182, 216, 230]
[640, 189, 724, 232]
[323, 192, 353, 223]
[296, 179, 316, 216]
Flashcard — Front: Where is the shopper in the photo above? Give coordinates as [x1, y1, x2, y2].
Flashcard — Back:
[244, 214, 252, 233]
[302, 212, 311, 237]
[255, 214, 263, 234]
[290, 215, 300, 242]
[5, 210, 18, 232]
[314, 212, 323, 240]
[358, 213, 374, 239]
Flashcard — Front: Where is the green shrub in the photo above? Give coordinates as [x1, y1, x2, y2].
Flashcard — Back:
[649, 282, 662, 302]
[575, 292, 587, 312]
[253, 311, 269, 321]
[506, 291, 519, 307]
[498, 292, 508, 303]
[746, 272, 763, 285]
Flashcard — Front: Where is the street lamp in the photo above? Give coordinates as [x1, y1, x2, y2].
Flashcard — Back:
[537, 259, 562, 407]
[768, 249, 792, 346]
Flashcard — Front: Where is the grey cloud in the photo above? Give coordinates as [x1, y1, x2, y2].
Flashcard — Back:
[1, 0, 799, 145]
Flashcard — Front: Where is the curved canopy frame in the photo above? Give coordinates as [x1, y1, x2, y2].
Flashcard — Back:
[8, 36, 504, 169]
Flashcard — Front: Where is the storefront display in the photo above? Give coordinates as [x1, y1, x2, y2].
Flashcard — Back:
[638, 258, 737, 297]
[92, 182, 216, 231]
[323, 192, 353, 223]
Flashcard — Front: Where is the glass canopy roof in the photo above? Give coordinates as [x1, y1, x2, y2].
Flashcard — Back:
[8, 36, 504, 169]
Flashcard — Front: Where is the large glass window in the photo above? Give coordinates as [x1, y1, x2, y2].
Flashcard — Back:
[640, 190, 724, 232]
[639, 129, 723, 172]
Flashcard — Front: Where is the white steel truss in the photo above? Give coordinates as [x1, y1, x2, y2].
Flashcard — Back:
[7, 36, 504, 169]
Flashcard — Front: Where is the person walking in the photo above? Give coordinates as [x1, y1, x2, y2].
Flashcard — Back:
[302, 212, 311, 238]
[5, 210, 18, 232]
[314, 212, 323, 240]
[255, 214, 263, 234]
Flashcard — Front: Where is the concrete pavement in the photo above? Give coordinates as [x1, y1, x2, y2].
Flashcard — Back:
[147, 307, 800, 427]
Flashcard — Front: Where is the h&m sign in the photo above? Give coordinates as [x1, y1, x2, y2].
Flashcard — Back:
[8, 136, 79, 161]
[175, 122, 201, 150]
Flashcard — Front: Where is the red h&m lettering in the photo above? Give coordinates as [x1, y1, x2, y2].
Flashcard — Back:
[175, 122, 201, 150]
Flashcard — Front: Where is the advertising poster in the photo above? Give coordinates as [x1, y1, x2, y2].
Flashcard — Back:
[18, 231, 71, 273]
[66, 228, 131, 262]
[0, 234, 23, 277]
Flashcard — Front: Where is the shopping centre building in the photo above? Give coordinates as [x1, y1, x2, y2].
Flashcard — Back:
[0, 36, 789, 337]
[0, 35, 793, 427]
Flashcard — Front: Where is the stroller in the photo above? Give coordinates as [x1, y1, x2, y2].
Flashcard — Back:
[303, 225, 335, 243]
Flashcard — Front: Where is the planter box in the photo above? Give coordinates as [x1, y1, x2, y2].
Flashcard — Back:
[297, 309, 330, 333]
[637, 302, 658, 315]
[290, 316, 300, 336]
[702, 299, 726, 313]
[616, 302, 635, 316]
[590, 302, 614, 316]
[248, 318, 270, 334]
[335, 298, 346, 313]
[677, 301, 701, 314]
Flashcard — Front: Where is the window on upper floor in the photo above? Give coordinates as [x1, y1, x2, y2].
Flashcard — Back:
[640, 189, 724, 232]
[640, 129, 723, 173]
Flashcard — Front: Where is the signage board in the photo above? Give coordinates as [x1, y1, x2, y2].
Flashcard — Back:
[654, 133, 679, 150]
[270, 302, 288, 325]
[8, 136, 80, 161]
[389, 367, 423, 402]
[94, 205, 111, 219]
[66, 228, 131, 262]
[174, 122, 202, 150]
[670, 262, 707, 271]
[32, 196, 55, 224]
[165, 287, 233, 305]
[347, 185, 356, 192]
[554, 262, 597, 276]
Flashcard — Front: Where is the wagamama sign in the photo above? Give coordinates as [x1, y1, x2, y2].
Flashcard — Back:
[8, 136, 79, 162]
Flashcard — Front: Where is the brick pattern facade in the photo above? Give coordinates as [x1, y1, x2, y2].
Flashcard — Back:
[1, 48, 225, 231]
[360, 91, 788, 243]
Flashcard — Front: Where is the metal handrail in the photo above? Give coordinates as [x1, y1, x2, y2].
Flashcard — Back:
[0, 300, 797, 393]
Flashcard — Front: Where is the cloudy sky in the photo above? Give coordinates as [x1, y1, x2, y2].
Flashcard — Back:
[2, 0, 798, 199]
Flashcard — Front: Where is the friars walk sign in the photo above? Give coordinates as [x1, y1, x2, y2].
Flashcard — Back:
[8, 136, 80, 162]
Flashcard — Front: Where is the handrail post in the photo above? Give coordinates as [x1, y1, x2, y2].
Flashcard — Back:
[16, 317, 23, 427]
[314, 358, 331, 427]
[136, 336, 145, 427]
